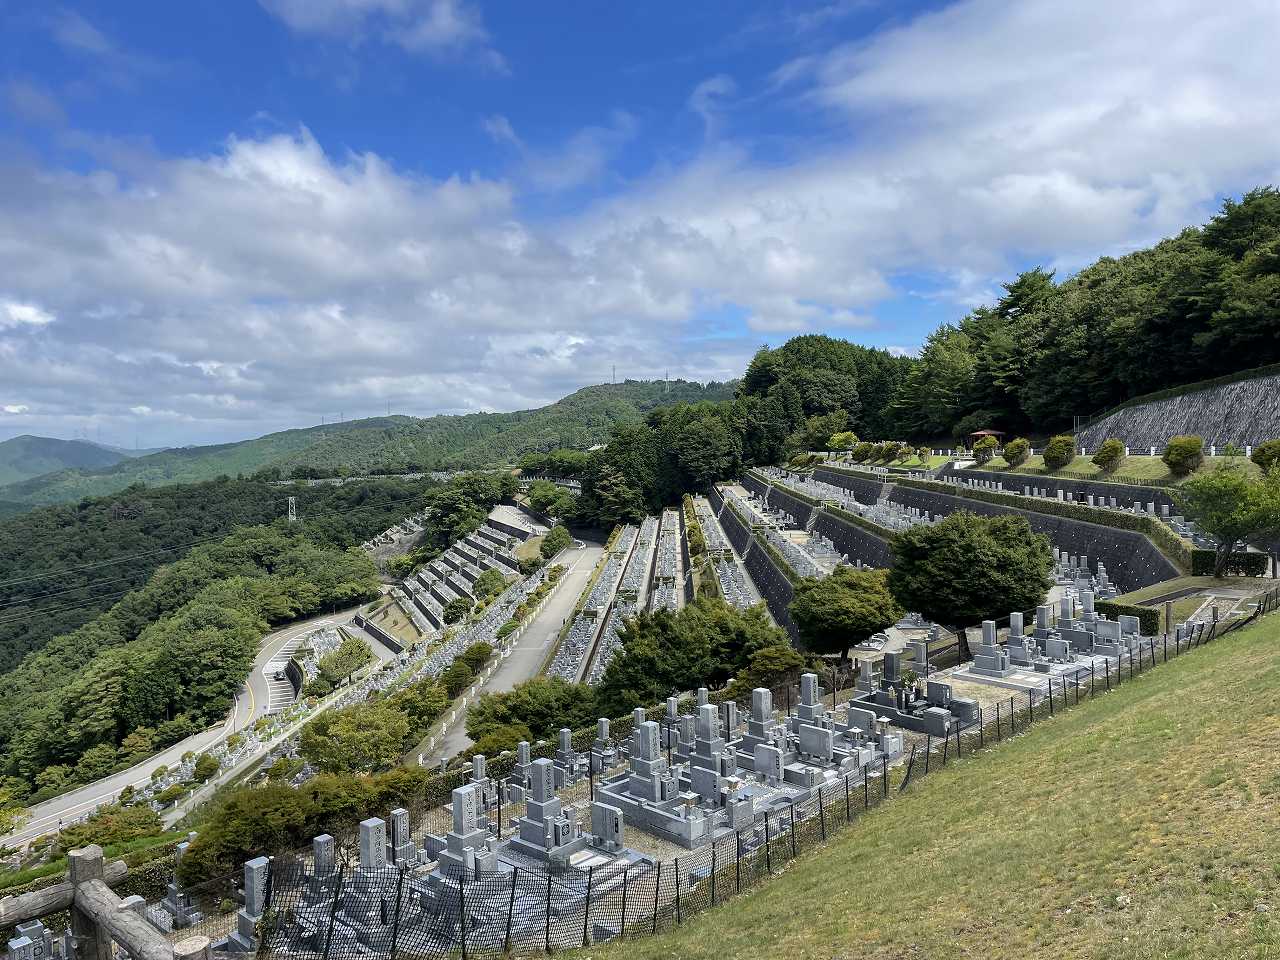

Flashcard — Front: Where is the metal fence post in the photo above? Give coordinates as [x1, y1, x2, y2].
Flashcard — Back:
[545, 872, 553, 953]
[582, 866, 593, 947]
[1027, 688, 1034, 722]
[674, 859, 682, 924]
[735, 830, 742, 893]
[978, 707, 984, 749]
[924, 734, 932, 773]
[942, 731, 950, 764]
[863, 767, 869, 809]
[711, 839, 718, 904]
[322, 864, 345, 960]
[651, 861, 661, 934]
[504, 867, 518, 953]
[390, 868, 406, 960]
[1009, 696, 1015, 732]
[881, 755, 888, 797]
[843, 774, 851, 821]
[1047, 682, 1054, 716]
[619, 866, 629, 935]
[458, 871, 468, 960]
[764, 811, 772, 872]
[1105, 659, 1111, 691]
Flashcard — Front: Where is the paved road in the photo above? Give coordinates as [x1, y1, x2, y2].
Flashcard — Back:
[425, 541, 604, 762]
[4, 605, 366, 848]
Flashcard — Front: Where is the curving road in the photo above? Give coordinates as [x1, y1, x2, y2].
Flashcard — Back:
[3, 605, 368, 849]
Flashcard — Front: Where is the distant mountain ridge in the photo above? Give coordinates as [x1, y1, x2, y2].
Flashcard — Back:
[0, 379, 732, 507]
[0, 435, 132, 487]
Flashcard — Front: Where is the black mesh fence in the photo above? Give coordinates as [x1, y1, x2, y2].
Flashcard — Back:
[141, 584, 1279, 958]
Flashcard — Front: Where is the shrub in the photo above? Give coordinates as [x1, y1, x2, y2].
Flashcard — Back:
[541, 524, 572, 559]
[1091, 438, 1126, 474]
[440, 661, 475, 698]
[458, 642, 493, 673]
[496, 620, 519, 640]
[1002, 437, 1030, 467]
[851, 442, 874, 462]
[915, 446, 931, 465]
[442, 595, 473, 624]
[192, 753, 220, 783]
[1251, 439, 1280, 474]
[1042, 435, 1076, 470]
[1094, 600, 1159, 635]
[1190, 548, 1268, 577]
[1163, 435, 1205, 476]
[972, 436, 998, 465]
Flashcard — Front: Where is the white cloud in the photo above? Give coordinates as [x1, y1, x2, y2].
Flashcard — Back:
[260, 0, 504, 68]
[688, 75, 737, 138]
[1, 301, 56, 329]
[5, 0, 1280, 444]
[2, 405, 30, 415]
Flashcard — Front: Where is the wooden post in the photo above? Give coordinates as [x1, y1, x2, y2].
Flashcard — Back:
[68, 846, 111, 960]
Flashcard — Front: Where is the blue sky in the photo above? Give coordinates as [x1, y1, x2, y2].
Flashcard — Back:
[1, 0, 1278, 446]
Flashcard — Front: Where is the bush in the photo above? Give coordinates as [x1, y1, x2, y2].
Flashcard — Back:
[496, 620, 519, 640]
[458, 642, 493, 673]
[1002, 437, 1030, 467]
[442, 595, 473, 624]
[541, 524, 572, 559]
[440, 660, 475, 698]
[192, 753, 220, 783]
[851, 442, 874, 462]
[1163, 435, 1205, 476]
[1094, 600, 1159, 634]
[972, 436, 998, 465]
[466, 723, 534, 759]
[1091, 438, 1126, 474]
[1251, 439, 1280, 474]
[915, 445, 931, 465]
[1042, 435, 1076, 470]
[1190, 549, 1268, 577]
[56, 803, 163, 851]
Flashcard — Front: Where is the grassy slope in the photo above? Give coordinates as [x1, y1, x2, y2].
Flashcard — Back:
[591, 613, 1280, 960]
[983, 453, 1261, 486]
[0, 435, 127, 486]
[0, 380, 734, 507]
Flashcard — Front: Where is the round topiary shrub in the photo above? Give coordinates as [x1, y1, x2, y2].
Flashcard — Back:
[1162, 435, 1204, 476]
[972, 436, 998, 465]
[1042, 435, 1076, 470]
[1091, 437, 1125, 474]
[1002, 437, 1030, 467]
[1251, 439, 1280, 474]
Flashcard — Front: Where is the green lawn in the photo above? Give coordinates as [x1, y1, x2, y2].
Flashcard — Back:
[586, 612, 1280, 960]
[981, 454, 1261, 487]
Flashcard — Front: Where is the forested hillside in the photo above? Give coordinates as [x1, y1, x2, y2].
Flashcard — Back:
[0, 475, 442, 674]
[890, 186, 1280, 439]
[0, 379, 732, 508]
[0, 525, 379, 801]
[0, 435, 129, 486]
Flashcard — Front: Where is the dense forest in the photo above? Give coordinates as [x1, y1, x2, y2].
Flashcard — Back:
[890, 187, 1280, 437]
[0, 380, 733, 507]
[0, 475, 444, 675]
[0, 524, 380, 802]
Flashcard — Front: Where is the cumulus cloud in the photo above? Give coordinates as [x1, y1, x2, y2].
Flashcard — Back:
[4, 0, 1280, 444]
[1, 301, 56, 329]
[259, 0, 504, 68]
[2, 405, 30, 416]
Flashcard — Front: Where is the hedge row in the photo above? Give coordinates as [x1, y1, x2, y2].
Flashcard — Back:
[1190, 550, 1269, 577]
[889, 475, 1194, 574]
[1094, 600, 1161, 634]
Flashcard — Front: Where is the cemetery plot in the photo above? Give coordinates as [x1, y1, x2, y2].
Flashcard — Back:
[548, 526, 639, 683]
